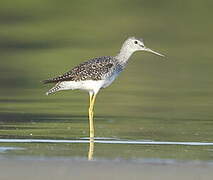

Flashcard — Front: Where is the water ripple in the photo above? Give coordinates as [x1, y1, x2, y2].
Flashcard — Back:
[0, 147, 25, 152]
[0, 139, 213, 146]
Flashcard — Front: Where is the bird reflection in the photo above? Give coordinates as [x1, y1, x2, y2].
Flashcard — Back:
[88, 139, 94, 160]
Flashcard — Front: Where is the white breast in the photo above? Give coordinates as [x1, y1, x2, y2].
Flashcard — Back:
[102, 74, 117, 88]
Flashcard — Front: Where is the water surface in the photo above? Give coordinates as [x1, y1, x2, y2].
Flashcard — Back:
[0, 0, 213, 179]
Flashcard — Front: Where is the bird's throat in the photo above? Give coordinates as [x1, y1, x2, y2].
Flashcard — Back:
[115, 47, 135, 65]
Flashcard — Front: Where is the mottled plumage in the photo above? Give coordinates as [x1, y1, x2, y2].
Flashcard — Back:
[43, 37, 164, 96]
[43, 56, 124, 95]
[43, 56, 122, 83]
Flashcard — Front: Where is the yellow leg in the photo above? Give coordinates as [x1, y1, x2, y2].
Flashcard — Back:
[88, 93, 93, 138]
[88, 93, 97, 139]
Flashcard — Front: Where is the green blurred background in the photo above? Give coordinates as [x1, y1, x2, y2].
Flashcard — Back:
[0, 0, 213, 149]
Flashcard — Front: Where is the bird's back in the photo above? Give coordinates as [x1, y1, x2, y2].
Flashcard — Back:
[43, 56, 120, 84]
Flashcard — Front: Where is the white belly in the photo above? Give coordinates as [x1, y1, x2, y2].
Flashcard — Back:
[59, 80, 105, 93]
[59, 75, 117, 94]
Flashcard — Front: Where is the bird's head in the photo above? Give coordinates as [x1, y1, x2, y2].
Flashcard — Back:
[124, 37, 165, 57]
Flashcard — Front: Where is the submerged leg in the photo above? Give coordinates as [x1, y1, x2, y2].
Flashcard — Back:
[88, 92, 97, 139]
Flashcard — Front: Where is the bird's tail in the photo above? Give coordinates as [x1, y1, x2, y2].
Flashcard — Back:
[42, 79, 55, 84]
[45, 82, 61, 95]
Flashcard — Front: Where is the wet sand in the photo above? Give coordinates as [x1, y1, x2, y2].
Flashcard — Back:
[0, 158, 212, 180]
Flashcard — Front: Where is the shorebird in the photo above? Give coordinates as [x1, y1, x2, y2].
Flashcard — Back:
[43, 37, 164, 139]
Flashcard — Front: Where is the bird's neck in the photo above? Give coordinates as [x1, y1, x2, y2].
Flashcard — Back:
[115, 46, 135, 65]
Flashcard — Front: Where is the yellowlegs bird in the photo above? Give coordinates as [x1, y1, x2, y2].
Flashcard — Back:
[43, 37, 164, 139]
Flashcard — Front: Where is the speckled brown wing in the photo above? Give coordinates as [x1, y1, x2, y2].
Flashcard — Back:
[42, 56, 115, 84]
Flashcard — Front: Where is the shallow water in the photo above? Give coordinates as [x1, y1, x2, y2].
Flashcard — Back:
[1, 0, 213, 179]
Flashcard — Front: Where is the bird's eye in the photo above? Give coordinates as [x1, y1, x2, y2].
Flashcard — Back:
[134, 41, 138, 44]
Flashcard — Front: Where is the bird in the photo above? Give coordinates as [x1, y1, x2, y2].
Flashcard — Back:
[42, 37, 164, 139]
